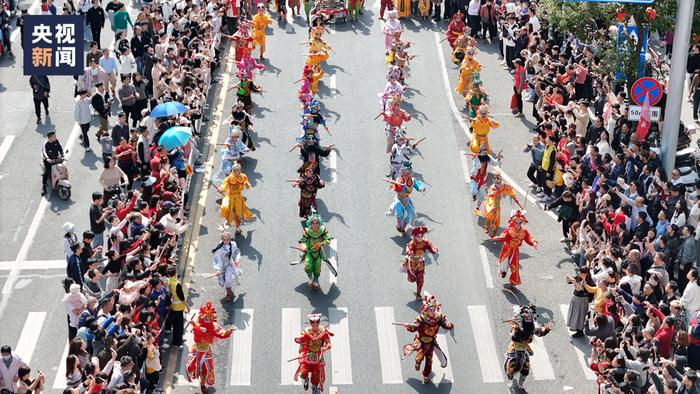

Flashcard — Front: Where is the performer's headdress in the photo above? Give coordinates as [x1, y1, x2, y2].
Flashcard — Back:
[199, 301, 218, 322]
[232, 100, 245, 111]
[305, 208, 324, 227]
[515, 303, 537, 323]
[257, 2, 265, 9]
[465, 47, 477, 57]
[493, 169, 502, 180]
[231, 162, 242, 173]
[411, 225, 429, 238]
[394, 133, 407, 143]
[307, 313, 322, 323]
[400, 160, 413, 173]
[386, 65, 401, 81]
[477, 103, 490, 117]
[387, 9, 398, 18]
[308, 98, 321, 113]
[238, 19, 251, 30]
[230, 126, 243, 138]
[421, 292, 442, 315]
[509, 209, 528, 225]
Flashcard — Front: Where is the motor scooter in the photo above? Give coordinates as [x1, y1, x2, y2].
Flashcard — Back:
[41, 154, 72, 200]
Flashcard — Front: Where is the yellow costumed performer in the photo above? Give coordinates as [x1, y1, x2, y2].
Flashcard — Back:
[469, 104, 499, 154]
[251, 3, 274, 59]
[220, 163, 253, 234]
[474, 170, 522, 237]
[455, 47, 481, 97]
[306, 48, 328, 96]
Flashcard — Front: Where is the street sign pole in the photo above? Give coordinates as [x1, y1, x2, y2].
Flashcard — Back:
[661, 0, 695, 178]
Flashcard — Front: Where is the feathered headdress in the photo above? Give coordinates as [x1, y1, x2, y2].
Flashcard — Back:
[305, 208, 324, 228]
[411, 225, 429, 238]
[421, 292, 441, 315]
[199, 301, 218, 321]
[386, 65, 402, 81]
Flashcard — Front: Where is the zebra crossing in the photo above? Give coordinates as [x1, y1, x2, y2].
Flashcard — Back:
[7, 304, 599, 390]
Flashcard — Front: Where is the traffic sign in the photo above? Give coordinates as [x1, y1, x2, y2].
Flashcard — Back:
[628, 105, 661, 122]
[630, 77, 663, 106]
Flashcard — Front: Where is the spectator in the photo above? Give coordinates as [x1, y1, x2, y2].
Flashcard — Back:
[0, 345, 27, 393]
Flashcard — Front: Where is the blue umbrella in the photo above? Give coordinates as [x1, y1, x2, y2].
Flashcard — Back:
[150, 102, 188, 118]
[159, 126, 193, 150]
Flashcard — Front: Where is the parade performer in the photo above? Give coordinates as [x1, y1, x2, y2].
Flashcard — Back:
[491, 210, 538, 288]
[386, 160, 425, 236]
[251, 3, 273, 59]
[445, 10, 465, 49]
[380, 96, 411, 153]
[289, 162, 325, 218]
[379, 66, 407, 110]
[388, 134, 424, 179]
[295, 210, 334, 290]
[417, 0, 430, 19]
[387, 39, 413, 83]
[231, 101, 256, 150]
[468, 104, 499, 154]
[451, 33, 473, 65]
[185, 302, 234, 393]
[297, 65, 315, 109]
[212, 231, 242, 301]
[301, 98, 331, 138]
[455, 47, 481, 97]
[396, 0, 410, 18]
[293, 313, 333, 393]
[234, 75, 262, 115]
[348, 0, 361, 21]
[292, 134, 334, 176]
[503, 304, 551, 392]
[465, 80, 488, 118]
[223, 20, 253, 62]
[382, 10, 402, 53]
[220, 163, 253, 234]
[306, 48, 329, 96]
[379, 0, 394, 20]
[401, 226, 438, 298]
[289, 0, 301, 17]
[236, 52, 266, 81]
[474, 170, 521, 236]
[213, 126, 250, 184]
[400, 292, 454, 384]
[307, 26, 333, 56]
[469, 143, 501, 210]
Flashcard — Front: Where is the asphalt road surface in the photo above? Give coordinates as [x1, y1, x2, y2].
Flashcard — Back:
[0, 2, 603, 393]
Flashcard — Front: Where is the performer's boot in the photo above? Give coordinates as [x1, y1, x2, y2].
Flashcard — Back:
[303, 377, 309, 390]
[307, 274, 314, 288]
[312, 277, 320, 290]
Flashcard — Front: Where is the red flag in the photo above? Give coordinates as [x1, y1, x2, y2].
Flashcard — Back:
[636, 93, 652, 140]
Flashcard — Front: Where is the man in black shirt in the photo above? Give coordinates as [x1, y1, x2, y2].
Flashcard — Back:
[86, 0, 105, 48]
[90, 192, 112, 247]
[41, 131, 64, 196]
[30, 74, 50, 124]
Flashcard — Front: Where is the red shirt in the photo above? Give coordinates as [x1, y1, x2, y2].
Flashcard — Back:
[115, 144, 136, 165]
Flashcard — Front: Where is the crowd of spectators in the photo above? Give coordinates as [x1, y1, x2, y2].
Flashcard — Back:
[466, 0, 700, 392]
[0, 0, 238, 391]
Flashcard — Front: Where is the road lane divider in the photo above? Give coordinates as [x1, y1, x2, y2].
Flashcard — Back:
[230, 308, 255, 385]
[374, 307, 403, 384]
[467, 305, 504, 383]
[328, 307, 352, 385]
[478, 246, 494, 289]
[281, 308, 302, 385]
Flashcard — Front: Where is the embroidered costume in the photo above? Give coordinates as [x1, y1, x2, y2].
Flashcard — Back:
[387, 161, 425, 235]
[251, 5, 274, 59]
[382, 10, 403, 53]
[466, 80, 488, 118]
[297, 211, 333, 289]
[213, 126, 250, 184]
[469, 144, 500, 210]
[402, 226, 438, 298]
[474, 170, 520, 236]
[212, 231, 242, 301]
[469, 104, 499, 155]
[225, 20, 253, 62]
[185, 302, 234, 393]
[379, 66, 407, 110]
[445, 11, 465, 49]
[455, 47, 481, 97]
[503, 304, 551, 392]
[220, 163, 253, 232]
[294, 314, 333, 393]
[492, 210, 537, 288]
[291, 162, 325, 218]
[236, 52, 265, 81]
[401, 293, 454, 384]
[388, 135, 416, 179]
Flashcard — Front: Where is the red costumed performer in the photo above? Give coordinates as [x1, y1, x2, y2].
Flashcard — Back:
[223, 20, 253, 62]
[186, 302, 234, 393]
[294, 313, 333, 393]
[402, 225, 439, 298]
[491, 210, 538, 289]
[445, 10, 465, 49]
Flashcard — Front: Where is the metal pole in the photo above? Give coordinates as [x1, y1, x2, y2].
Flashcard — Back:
[661, 0, 695, 178]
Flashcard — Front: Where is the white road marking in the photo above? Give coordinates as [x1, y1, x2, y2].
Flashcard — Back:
[174, 311, 198, 386]
[432, 334, 454, 384]
[328, 307, 352, 384]
[329, 74, 337, 99]
[433, 32, 558, 221]
[15, 312, 46, 363]
[559, 305, 596, 380]
[328, 238, 337, 285]
[372, 0, 380, 9]
[0, 260, 65, 271]
[467, 305, 504, 383]
[511, 306, 554, 380]
[0, 136, 15, 167]
[478, 246, 494, 289]
[374, 307, 403, 384]
[281, 308, 302, 385]
[0, 122, 80, 320]
[459, 150, 470, 184]
[230, 308, 255, 385]
[52, 341, 69, 389]
[329, 150, 337, 183]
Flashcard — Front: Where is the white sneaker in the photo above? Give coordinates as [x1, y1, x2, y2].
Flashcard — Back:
[85, 147, 92, 152]
[560, 237, 568, 242]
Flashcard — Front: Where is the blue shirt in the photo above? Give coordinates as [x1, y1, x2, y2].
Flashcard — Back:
[655, 219, 669, 237]
[99, 56, 118, 73]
